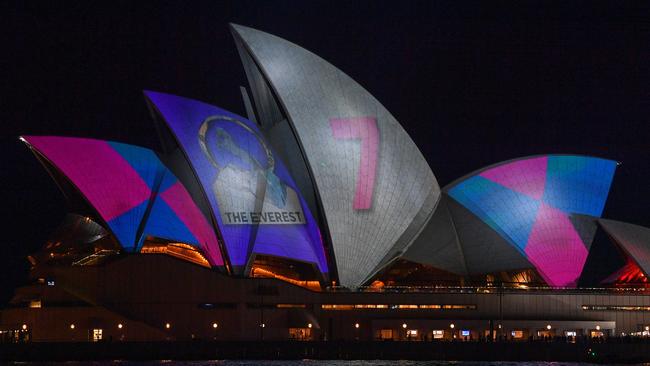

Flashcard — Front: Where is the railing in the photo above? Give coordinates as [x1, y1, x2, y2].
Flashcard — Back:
[325, 284, 650, 294]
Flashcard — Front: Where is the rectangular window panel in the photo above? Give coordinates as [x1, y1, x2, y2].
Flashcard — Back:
[582, 305, 650, 311]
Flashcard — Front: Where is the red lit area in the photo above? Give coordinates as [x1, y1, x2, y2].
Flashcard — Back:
[603, 257, 648, 285]
[250, 255, 321, 291]
[140, 238, 211, 268]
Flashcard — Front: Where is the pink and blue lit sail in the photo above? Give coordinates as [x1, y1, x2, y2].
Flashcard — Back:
[22, 136, 223, 266]
[448, 155, 617, 286]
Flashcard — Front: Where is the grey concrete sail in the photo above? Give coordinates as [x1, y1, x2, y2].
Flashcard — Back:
[401, 196, 468, 275]
[445, 195, 534, 274]
[568, 214, 599, 251]
[231, 24, 440, 288]
[403, 194, 534, 276]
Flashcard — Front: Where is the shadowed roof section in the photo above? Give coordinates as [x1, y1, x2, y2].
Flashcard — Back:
[403, 194, 534, 276]
[568, 214, 599, 251]
[231, 24, 440, 289]
[598, 219, 650, 277]
[21, 136, 223, 266]
[444, 155, 617, 286]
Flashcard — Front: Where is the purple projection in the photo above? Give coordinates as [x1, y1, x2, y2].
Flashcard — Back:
[330, 117, 379, 210]
[144, 91, 328, 274]
[448, 155, 617, 286]
[23, 136, 223, 266]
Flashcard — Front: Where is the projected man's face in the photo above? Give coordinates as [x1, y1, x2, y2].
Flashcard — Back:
[198, 115, 304, 225]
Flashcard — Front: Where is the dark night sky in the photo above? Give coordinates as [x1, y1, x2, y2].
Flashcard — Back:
[2, 1, 650, 304]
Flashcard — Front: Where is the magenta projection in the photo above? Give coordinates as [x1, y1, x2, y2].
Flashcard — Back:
[25, 136, 151, 221]
[159, 180, 224, 265]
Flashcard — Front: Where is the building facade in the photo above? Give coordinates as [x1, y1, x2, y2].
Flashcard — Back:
[2, 24, 650, 343]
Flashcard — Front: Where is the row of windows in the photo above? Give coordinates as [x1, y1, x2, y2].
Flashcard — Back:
[20, 300, 90, 309]
[321, 304, 477, 310]
[582, 305, 650, 312]
[201, 303, 477, 310]
[247, 303, 310, 309]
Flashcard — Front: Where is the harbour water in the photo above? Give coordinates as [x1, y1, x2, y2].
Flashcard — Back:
[3, 362, 640, 366]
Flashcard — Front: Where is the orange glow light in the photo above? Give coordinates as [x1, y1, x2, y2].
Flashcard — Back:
[140, 242, 210, 268]
[251, 267, 321, 291]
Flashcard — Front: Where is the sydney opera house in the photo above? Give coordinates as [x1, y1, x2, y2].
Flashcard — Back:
[2, 24, 650, 343]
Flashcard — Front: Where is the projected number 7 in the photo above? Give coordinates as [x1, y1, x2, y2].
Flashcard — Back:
[330, 117, 379, 210]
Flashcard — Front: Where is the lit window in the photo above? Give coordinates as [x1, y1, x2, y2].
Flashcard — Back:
[536, 330, 552, 337]
[379, 329, 393, 339]
[511, 330, 524, 338]
[288, 327, 311, 340]
[320, 304, 475, 310]
[141, 241, 211, 268]
[432, 330, 444, 339]
[355, 304, 388, 309]
[321, 304, 354, 310]
[443, 304, 476, 309]
[92, 329, 103, 342]
[276, 304, 306, 308]
[590, 330, 604, 338]
[582, 305, 650, 311]
[29, 300, 42, 308]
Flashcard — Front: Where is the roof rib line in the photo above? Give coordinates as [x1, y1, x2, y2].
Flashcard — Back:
[134, 166, 166, 250]
[445, 199, 469, 276]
